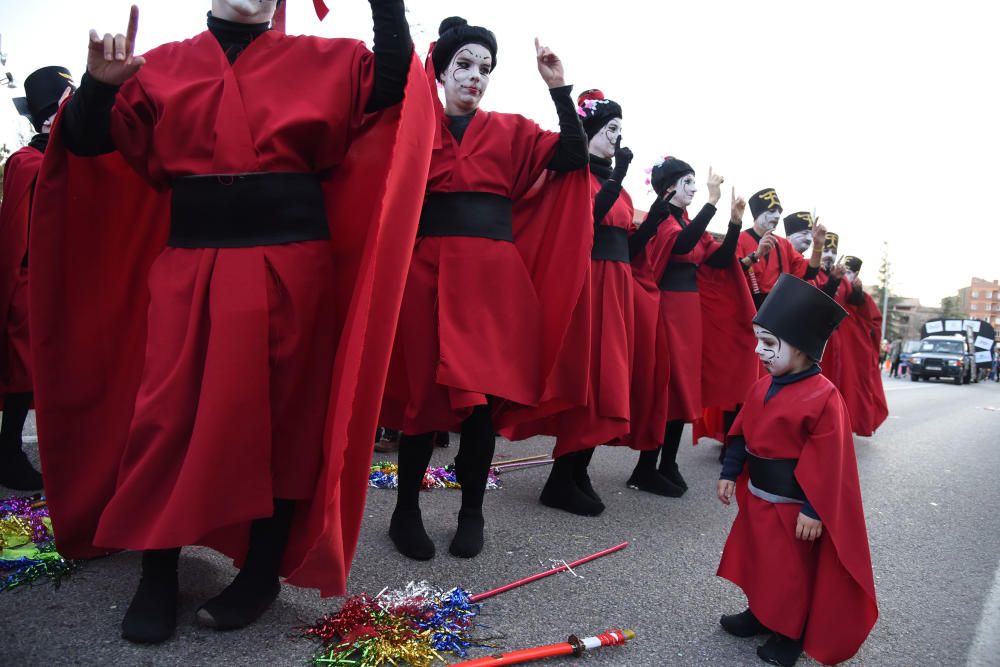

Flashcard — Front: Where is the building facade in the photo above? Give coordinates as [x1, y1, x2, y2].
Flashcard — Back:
[958, 278, 1000, 333]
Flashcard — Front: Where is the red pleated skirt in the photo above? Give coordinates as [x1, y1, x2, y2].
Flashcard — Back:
[3, 266, 32, 393]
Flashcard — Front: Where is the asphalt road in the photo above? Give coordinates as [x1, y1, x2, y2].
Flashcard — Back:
[5, 374, 1000, 666]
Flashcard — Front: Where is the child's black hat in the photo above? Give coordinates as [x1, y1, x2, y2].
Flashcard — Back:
[753, 274, 847, 361]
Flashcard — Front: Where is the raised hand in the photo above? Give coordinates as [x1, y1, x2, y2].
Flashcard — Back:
[831, 262, 848, 279]
[88, 5, 145, 86]
[757, 231, 776, 257]
[812, 219, 827, 247]
[534, 37, 565, 89]
[730, 186, 746, 225]
[612, 136, 634, 179]
[706, 166, 724, 206]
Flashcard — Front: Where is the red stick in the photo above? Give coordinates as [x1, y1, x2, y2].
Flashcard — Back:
[470, 542, 629, 603]
[452, 629, 635, 666]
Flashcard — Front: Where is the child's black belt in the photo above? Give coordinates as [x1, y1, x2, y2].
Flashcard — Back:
[747, 453, 806, 502]
[417, 192, 513, 241]
[591, 226, 630, 263]
[169, 173, 330, 248]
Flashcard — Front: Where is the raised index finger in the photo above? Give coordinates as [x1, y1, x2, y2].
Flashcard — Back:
[534, 37, 542, 55]
[125, 5, 140, 55]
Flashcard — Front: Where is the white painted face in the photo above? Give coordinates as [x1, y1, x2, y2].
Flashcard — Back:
[845, 270, 857, 283]
[821, 248, 837, 271]
[753, 324, 802, 376]
[212, 0, 278, 22]
[589, 117, 621, 160]
[755, 210, 781, 233]
[788, 230, 812, 253]
[670, 173, 697, 207]
[440, 43, 492, 114]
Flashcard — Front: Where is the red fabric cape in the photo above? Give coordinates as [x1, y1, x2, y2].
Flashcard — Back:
[30, 53, 435, 596]
[719, 374, 878, 664]
[836, 289, 889, 436]
[0, 146, 42, 397]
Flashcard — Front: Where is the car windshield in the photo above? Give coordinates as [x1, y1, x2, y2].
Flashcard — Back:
[919, 339, 964, 354]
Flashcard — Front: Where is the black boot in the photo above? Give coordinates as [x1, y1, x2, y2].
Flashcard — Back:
[573, 448, 602, 504]
[627, 448, 684, 497]
[539, 452, 604, 516]
[719, 608, 769, 637]
[756, 633, 803, 666]
[657, 420, 687, 493]
[450, 405, 495, 558]
[196, 499, 295, 630]
[121, 548, 181, 644]
[0, 392, 42, 491]
[388, 432, 436, 560]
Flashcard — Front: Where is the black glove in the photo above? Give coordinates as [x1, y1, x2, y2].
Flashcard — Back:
[646, 194, 673, 225]
[611, 136, 633, 182]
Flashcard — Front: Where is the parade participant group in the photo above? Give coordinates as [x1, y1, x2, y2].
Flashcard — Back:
[0, 1, 886, 665]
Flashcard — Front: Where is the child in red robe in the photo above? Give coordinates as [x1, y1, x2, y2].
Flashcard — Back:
[716, 274, 878, 666]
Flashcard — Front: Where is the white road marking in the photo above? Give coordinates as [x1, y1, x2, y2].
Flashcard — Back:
[967, 558, 1000, 666]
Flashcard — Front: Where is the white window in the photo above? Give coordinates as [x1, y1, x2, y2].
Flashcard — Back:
[972, 291, 980, 297]
[971, 304, 978, 311]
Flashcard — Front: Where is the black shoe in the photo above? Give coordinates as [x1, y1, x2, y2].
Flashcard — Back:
[195, 574, 281, 630]
[573, 450, 603, 504]
[626, 466, 684, 497]
[658, 462, 688, 491]
[720, 609, 769, 637]
[0, 448, 43, 491]
[756, 633, 803, 666]
[539, 475, 604, 517]
[121, 574, 179, 644]
[389, 508, 435, 561]
[449, 508, 485, 558]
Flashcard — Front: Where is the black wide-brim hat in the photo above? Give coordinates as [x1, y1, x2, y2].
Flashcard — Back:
[749, 187, 782, 220]
[783, 211, 814, 236]
[432, 17, 498, 78]
[651, 157, 694, 197]
[753, 274, 848, 361]
[13, 65, 75, 131]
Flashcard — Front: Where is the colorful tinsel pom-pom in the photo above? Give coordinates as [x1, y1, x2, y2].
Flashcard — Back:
[368, 462, 501, 491]
[1, 495, 78, 591]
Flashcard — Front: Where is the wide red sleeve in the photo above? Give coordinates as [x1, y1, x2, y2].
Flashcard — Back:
[783, 236, 811, 278]
[794, 389, 879, 664]
[508, 115, 560, 200]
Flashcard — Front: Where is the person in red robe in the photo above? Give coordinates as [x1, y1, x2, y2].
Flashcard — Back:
[817, 256, 889, 436]
[31, 0, 433, 644]
[717, 274, 878, 667]
[736, 189, 826, 310]
[507, 89, 635, 517]
[0, 66, 74, 491]
[626, 158, 753, 497]
[380, 17, 590, 560]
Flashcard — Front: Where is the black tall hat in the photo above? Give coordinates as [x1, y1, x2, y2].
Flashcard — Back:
[842, 256, 863, 273]
[748, 188, 782, 219]
[650, 157, 694, 197]
[754, 274, 848, 361]
[783, 211, 814, 236]
[432, 17, 498, 78]
[13, 66, 75, 132]
[577, 89, 622, 140]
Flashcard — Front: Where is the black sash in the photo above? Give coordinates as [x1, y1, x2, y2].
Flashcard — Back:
[747, 453, 806, 501]
[169, 173, 329, 248]
[417, 192, 514, 241]
[658, 262, 698, 292]
[591, 226, 630, 263]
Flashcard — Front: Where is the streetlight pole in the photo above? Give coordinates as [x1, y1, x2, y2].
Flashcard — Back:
[881, 241, 890, 341]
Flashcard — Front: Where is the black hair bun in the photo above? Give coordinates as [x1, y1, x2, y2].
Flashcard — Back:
[438, 16, 468, 37]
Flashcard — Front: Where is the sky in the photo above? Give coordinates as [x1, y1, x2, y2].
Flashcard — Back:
[1, 0, 996, 306]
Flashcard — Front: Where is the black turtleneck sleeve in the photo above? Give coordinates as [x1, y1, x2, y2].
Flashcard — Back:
[545, 85, 589, 172]
[704, 222, 742, 268]
[592, 178, 623, 228]
[803, 264, 820, 280]
[365, 0, 412, 112]
[62, 72, 119, 156]
[848, 285, 866, 306]
[628, 199, 671, 259]
[821, 274, 841, 298]
[671, 203, 716, 255]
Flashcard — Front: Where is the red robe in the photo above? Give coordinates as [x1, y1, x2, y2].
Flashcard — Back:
[832, 284, 889, 436]
[718, 373, 878, 665]
[736, 230, 812, 296]
[0, 145, 42, 397]
[503, 179, 635, 455]
[380, 63, 591, 435]
[30, 32, 435, 596]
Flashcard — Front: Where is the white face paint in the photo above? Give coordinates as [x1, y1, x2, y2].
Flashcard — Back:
[821, 249, 837, 271]
[754, 210, 781, 234]
[212, 0, 278, 22]
[440, 43, 492, 115]
[753, 324, 806, 376]
[845, 270, 857, 283]
[788, 230, 812, 254]
[670, 173, 697, 207]
[588, 117, 621, 160]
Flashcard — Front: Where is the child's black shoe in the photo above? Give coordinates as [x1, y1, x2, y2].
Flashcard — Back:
[719, 608, 768, 637]
[756, 633, 803, 666]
